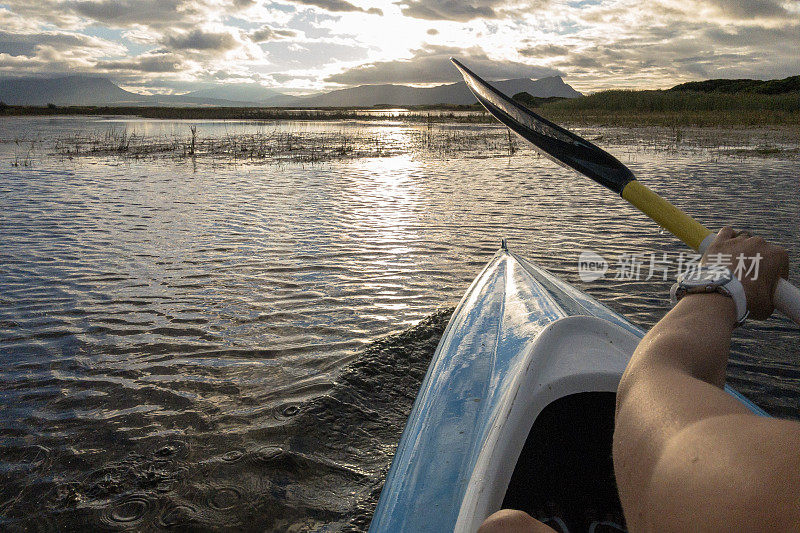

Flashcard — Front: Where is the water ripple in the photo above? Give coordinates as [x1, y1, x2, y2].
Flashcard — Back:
[0, 117, 798, 529]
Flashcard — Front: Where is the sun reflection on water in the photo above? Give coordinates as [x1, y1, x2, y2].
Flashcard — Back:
[342, 153, 426, 319]
[348, 153, 420, 239]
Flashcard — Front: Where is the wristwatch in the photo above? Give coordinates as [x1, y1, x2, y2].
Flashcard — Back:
[670, 267, 749, 327]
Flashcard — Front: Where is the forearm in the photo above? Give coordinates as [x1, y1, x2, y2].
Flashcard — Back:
[622, 292, 736, 391]
[614, 293, 744, 530]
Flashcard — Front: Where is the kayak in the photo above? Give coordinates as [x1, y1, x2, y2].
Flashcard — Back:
[369, 243, 767, 532]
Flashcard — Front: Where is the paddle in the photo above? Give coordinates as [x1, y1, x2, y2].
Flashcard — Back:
[451, 57, 800, 326]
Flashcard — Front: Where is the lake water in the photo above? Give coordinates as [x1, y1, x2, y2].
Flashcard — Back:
[1, 116, 798, 530]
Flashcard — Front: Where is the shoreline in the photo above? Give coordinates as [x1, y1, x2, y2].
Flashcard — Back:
[2, 104, 798, 128]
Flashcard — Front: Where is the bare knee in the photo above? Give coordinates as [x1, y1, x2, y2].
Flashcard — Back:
[478, 509, 557, 533]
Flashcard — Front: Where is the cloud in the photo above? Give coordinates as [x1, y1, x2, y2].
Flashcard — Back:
[397, 0, 499, 20]
[1, 0, 256, 31]
[67, 0, 205, 28]
[0, 7, 42, 32]
[286, 0, 382, 15]
[546, 14, 800, 90]
[0, 41, 35, 57]
[704, 23, 800, 47]
[99, 53, 186, 73]
[0, 30, 124, 57]
[250, 26, 298, 42]
[519, 44, 572, 58]
[651, 0, 794, 22]
[0, 0, 798, 94]
[0, 29, 126, 76]
[0, 1, 84, 29]
[325, 44, 562, 85]
[161, 29, 239, 52]
[0, 0, 269, 85]
[705, 0, 788, 18]
[396, 0, 547, 21]
[270, 71, 318, 83]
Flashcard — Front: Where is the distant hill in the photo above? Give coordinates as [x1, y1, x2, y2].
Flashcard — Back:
[144, 94, 270, 107]
[6, 73, 799, 109]
[668, 75, 800, 94]
[183, 84, 283, 103]
[284, 76, 582, 107]
[0, 76, 288, 107]
[512, 92, 568, 108]
[0, 74, 580, 107]
[0, 76, 147, 106]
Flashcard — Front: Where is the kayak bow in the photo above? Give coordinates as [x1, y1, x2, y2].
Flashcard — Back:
[368, 247, 766, 532]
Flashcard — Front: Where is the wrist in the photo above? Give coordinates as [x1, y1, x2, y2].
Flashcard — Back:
[670, 266, 748, 327]
[674, 292, 738, 330]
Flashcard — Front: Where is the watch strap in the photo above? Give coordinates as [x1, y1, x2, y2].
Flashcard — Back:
[670, 267, 749, 327]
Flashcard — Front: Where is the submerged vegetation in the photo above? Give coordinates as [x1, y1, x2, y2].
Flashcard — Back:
[2, 120, 797, 169]
[39, 120, 798, 168]
[53, 128, 393, 163]
[49, 124, 523, 164]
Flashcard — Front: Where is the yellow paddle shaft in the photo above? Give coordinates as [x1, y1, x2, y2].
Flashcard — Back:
[621, 180, 712, 252]
[621, 180, 800, 325]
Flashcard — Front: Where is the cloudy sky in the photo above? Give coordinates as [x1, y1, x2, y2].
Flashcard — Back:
[0, 0, 798, 95]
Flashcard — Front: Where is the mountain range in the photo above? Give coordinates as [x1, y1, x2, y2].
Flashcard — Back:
[0, 75, 582, 108]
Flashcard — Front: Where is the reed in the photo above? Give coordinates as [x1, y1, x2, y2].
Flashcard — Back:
[50, 123, 530, 164]
[536, 90, 800, 126]
[41, 119, 800, 167]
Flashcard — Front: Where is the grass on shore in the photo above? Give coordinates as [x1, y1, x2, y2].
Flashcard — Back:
[1, 88, 798, 127]
[535, 90, 800, 127]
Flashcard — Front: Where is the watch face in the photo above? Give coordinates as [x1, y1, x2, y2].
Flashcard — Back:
[674, 267, 745, 325]
[680, 267, 732, 288]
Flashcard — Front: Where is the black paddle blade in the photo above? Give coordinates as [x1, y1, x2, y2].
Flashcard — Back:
[451, 57, 635, 194]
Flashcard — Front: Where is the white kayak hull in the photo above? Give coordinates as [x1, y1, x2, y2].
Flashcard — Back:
[369, 247, 765, 532]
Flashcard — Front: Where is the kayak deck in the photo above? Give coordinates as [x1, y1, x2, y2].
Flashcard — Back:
[369, 247, 767, 532]
[369, 248, 642, 532]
